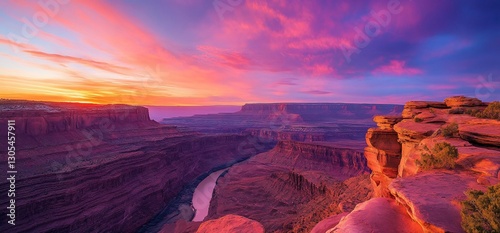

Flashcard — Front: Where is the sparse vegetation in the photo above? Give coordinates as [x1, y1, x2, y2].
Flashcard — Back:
[442, 123, 459, 138]
[465, 102, 500, 120]
[416, 142, 458, 170]
[450, 108, 465, 114]
[414, 117, 424, 122]
[461, 184, 500, 233]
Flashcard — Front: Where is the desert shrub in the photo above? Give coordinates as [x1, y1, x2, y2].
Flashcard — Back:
[465, 102, 500, 120]
[461, 184, 500, 233]
[416, 142, 458, 170]
[481, 102, 500, 119]
[442, 123, 459, 138]
[450, 108, 465, 114]
[414, 117, 424, 122]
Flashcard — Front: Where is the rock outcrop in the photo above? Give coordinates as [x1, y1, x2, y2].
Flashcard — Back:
[195, 215, 265, 233]
[328, 198, 424, 233]
[310, 213, 348, 233]
[351, 96, 500, 233]
[444, 96, 486, 108]
[458, 119, 500, 147]
[0, 100, 272, 233]
[389, 171, 483, 233]
[365, 116, 402, 197]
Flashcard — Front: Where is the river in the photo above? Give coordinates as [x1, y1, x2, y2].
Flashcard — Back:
[191, 168, 228, 222]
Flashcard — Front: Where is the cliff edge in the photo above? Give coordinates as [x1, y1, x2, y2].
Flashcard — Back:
[325, 96, 499, 233]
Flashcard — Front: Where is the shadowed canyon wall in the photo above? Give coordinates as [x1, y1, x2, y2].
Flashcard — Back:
[0, 100, 271, 233]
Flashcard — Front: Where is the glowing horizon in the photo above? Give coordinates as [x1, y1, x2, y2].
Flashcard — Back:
[0, 0, 498, 106]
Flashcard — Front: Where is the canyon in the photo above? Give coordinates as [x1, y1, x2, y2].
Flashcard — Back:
[162, 103, 403, 142]
[1, 97, 497, 233]
[0, 100, 272, 233]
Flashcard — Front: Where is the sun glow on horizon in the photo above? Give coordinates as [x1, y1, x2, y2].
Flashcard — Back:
[0, 0, 498, 105]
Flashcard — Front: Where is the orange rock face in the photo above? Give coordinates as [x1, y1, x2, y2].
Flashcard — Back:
[459, 119, 500, 147]
[389, 171, 483, 233]
[444, 96, 485, 107]
[327, 198, 424, 233]
[365, 116, 402, 197]
[196, 215, 265, 233]
[310, 212, 348, 233]
[362, 96, 500, 233]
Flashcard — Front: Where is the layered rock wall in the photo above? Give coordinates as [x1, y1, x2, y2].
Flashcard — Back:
[0, 100, 151, 136]
[240, 103, 403, 120]
[0, 100, 271, 233]
[360, 96, 500, 232]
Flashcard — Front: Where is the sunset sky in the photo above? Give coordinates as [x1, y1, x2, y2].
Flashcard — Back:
[0, 0, 499, 105]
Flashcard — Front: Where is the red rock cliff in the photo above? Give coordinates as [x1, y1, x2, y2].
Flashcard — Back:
[359, 96, 500, 233]
[0, 100, 151, 136]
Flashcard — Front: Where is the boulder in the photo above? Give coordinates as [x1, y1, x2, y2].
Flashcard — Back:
[444, 96, 485, 107]
[327, 198, 423, 233]
[310, 212, 348, 233]
[196, 215, 265, 233]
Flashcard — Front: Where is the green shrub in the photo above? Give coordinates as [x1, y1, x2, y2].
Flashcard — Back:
[442, 123, 459, 138]
[414, 117, 424, 122]
[416, 142, 458, 170]
[465, 102, 500, 120]
[461, 184, 500, 233]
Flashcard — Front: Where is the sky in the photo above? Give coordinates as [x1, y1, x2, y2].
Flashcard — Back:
[0, 0, 499, 106]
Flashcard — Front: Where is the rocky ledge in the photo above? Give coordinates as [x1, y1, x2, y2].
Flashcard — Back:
[326, 96, 499, 233]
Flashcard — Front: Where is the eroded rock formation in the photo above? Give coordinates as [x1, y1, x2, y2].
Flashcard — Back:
[332, 96, 500, 233]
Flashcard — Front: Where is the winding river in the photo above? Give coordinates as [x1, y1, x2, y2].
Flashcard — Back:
[191, 168, 228, 222]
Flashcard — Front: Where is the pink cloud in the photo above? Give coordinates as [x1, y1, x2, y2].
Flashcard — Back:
[427, 84, 458, 90]
[373, 60, 423, 76]
[196, 45, 252, 69]
[305, 64, 335, 76]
